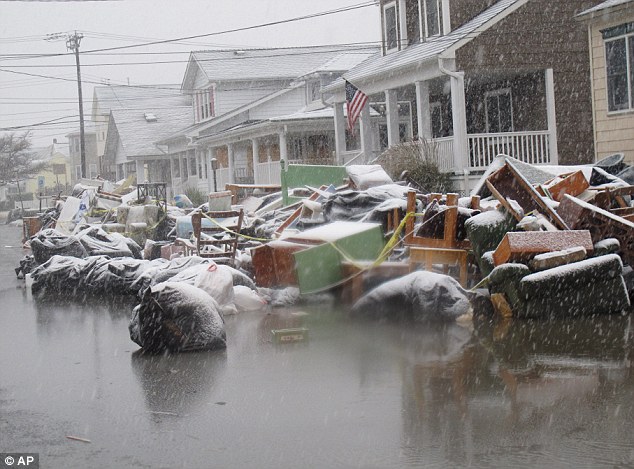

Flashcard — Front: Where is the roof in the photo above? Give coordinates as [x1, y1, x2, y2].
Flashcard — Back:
[578, 0, 634, 17]
[187, 47, 372, 85]
[110, 106, 192, 158]
[29, 143, 69, 161]
[324, 0, 527, 91]
[92, 85, 189, 117]
[300, 50, 379, 77]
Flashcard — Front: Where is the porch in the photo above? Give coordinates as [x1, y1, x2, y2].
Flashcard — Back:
[326, 60, 559, 191]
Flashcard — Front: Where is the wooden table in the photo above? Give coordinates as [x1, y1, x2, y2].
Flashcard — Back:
[409, 247, 469, 287]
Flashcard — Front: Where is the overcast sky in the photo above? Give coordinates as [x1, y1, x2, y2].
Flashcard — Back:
[0, 0, 380, 147]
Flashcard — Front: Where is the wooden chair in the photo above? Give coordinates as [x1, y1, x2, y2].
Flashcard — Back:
[404, 191, 472, 287]
[191, 208, 244, 265]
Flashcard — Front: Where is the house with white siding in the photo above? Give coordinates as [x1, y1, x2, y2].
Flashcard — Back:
[322, 0, 603, 192]
[103, 106, 192, 185]
[577, 0, 634, 164]
[92, 84, 189, 180]
[157, 47, 377, 195]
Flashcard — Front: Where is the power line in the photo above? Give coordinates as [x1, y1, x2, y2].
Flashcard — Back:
[0, 1, 376, 61]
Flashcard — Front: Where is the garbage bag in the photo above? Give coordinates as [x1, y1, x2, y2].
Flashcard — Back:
[30, 255, 89, 297]
[74, 226, 138, 258]
[129, 282, 227, 353]
[351, 271, 472, 322]
[323, 184, 410, 222]
[30, 228, 88, 264]
[234, 285, 267, 312]
[130, 256, 209, 295]
[193, 262, 235, 308]
[83, 257, 153, 294]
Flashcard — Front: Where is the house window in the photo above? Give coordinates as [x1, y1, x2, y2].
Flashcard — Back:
[194, 87, 215, 122]
[307, 80, 321, 103]
[89, 164, 97, 179]
[430, 102, 443, 137]
[383, 2, 399, 52]
[485, 89, 514, 133]
[406, 0, 421, 45]
[75, 165, 82, 180]
[422, 0, 441, 38]
[604, 25, 634, 112]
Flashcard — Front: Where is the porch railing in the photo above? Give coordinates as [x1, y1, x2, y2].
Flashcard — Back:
[467, 131, 551, 170]
[430, 131, 552, 172]
[432, 137, 456, 172]
[255, 161, 281, 185]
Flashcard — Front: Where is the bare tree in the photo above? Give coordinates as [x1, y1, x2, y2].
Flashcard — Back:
[0, 132, 49, 185]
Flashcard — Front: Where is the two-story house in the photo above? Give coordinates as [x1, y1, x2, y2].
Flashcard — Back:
[66, 123, 99, 183]
[155, 47, 377, 195]
[577, 0, 634, 165]
[323, 0, 603, 192]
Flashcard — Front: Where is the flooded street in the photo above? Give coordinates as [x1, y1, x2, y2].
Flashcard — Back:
[2, 223, 634, 468]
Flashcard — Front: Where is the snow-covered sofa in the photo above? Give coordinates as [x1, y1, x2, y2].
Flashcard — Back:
[488, 253, 630, 318]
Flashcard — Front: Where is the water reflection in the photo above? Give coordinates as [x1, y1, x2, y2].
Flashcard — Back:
[131, 349, 227, 419]
[399, 315, 634, 467]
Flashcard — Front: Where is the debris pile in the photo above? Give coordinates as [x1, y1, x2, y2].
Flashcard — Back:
[11, 155, 634, 351]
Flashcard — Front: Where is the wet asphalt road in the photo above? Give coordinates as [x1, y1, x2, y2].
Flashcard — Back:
[2, 222, 634, 468]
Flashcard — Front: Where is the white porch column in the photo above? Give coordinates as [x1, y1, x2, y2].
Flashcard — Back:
[135, 159, 145, 183]
[398, 0, 408, 47]
[415, 81, 432, 140]
[227, 144, 235, 184]
[385, 88, 400, 148]
[545, 68, 559, 164]
[205, 148, 212, 193]
[169, 157, 175, 198]
[359, 103, 374, 163]
[333, 102, 346, 165]
[178, 154, 184, 184]
[441, 0, 451, 35]
[279, 130, 288, 164]
[252, 138, 260, 184]
[450, 72, 469, 171]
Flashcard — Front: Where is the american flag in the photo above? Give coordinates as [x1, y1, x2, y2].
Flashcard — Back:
[345, 80, 368, 133]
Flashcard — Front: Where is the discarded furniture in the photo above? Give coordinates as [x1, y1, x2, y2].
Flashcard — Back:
[404, 191, 473, 285]
[492, 230, 594, 266]
[409, 247, 469, 287]
[464, 208, 518, 276]
[340, 260, 410, 303]
[280, 162, 348, 206]
[191, 208, 244, 265]
[405, 191, 471, 250]
[251, 221, 385, 294]
[593, 185, 634, 222]
[486, 158, 569, 229]
[225, 183, 281, 205]
[558, 194, 634, 267]
[488, 253, 630, 319]
[137, 182, 167, 209]
[252, 239, 313, 288]
[538, 170, 589, 202]
[23, 216, 42, 242]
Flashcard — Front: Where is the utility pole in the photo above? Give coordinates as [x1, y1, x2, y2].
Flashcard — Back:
[66, 32, 86, 179]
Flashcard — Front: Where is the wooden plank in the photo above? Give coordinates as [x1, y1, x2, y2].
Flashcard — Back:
[545, 170, 589, 202]
[558, 194, 634, 267]
[486, 160, 569, 229]
[492, 230, 594, 266]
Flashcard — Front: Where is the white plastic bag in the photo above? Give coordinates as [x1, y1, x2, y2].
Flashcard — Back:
[234, 285, 268, 312]
[193, 262, 235, 307]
